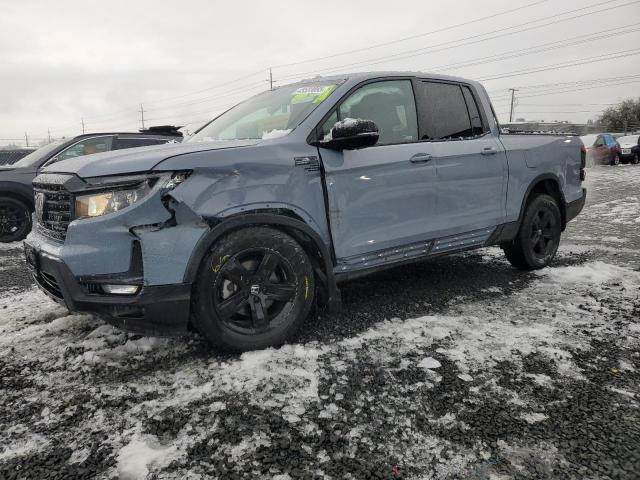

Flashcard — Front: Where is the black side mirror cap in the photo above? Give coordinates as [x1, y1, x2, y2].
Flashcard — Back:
[315, 118, 379, 150]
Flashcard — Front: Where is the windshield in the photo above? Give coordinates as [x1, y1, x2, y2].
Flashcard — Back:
[617, 135, 639, 144]
[11, 139, 66, 168]
[189, 81, 339, 143]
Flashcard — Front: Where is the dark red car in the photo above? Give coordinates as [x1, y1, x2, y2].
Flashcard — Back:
[580, 133, 622, 166]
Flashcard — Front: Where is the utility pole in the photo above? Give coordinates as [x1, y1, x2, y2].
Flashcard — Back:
[268, 67, 274, 91]
[508, 88, 518, 123]
[47, 128, 51, 143]
[24, 132, 29, 147]
[139, 104, 145, 130]
[81, 118, 85, 134]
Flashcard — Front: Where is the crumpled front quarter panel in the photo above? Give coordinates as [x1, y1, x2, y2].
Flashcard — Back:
[158, 140, 330, 244]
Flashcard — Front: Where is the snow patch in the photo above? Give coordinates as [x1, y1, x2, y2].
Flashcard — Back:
[418, 357, 442, 369]
[261, 129, 291, 140]
[117, 435, 179, 480]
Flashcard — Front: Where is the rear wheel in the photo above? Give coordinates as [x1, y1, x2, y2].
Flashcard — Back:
[611, 154, 621, 166]
[0, 197, 31, 243]
[502, 194, 561, 270]
[193, 226, 315, 351]
[632, 153, 639, 165]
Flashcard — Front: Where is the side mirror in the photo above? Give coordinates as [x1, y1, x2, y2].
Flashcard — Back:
[319, 118, 379, 150]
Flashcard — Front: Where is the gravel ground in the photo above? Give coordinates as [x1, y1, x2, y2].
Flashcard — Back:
[0, 165, 639, 480]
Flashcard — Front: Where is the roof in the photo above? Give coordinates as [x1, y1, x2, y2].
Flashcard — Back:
[291, 70, 476, 86]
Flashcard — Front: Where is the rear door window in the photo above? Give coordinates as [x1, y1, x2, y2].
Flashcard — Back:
[414, 81, 475, 140]
[461, 86, 487, 136]
[114, 137, 171, 150]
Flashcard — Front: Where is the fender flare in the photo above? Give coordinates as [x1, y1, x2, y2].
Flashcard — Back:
[183, 213, 341, 313]
[516, 173, 567, 228]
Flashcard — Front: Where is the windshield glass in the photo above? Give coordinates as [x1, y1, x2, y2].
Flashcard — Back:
[189, 81, 339, 143]
[11, 140, 66, 168]
[617, 135, 639, 144]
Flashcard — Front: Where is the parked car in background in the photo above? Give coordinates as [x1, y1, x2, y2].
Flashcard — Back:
[580, 133, 622, 166]
[0, 127, 182, 242]
[0, 148, 36, 166]
[616, 134, 640, 164]
[24, 72, 586, 351]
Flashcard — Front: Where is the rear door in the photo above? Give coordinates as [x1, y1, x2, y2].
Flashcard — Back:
[413, 79, 507, 236]
[318, 79, 439, 261]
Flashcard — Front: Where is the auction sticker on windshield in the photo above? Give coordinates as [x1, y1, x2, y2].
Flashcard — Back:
[291, 85, 336, 104]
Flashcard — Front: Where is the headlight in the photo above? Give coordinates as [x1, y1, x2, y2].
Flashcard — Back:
[74, 172, 190, 219]
[75, 182, 152, 218]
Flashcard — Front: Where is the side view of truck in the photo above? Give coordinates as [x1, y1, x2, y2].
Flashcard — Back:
[24, 72, 586, 351]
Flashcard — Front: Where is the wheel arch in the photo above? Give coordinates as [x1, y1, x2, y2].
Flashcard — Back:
[0, 184, 35, 211]
[183, 211, 341, 313]
[518, 174, 567, 231]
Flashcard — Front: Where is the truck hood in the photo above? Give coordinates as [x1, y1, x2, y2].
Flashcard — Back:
[41, 139, 262, 178]
[0, 165, 37, 175]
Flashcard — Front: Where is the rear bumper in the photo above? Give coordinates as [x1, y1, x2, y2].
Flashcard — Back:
[24, 240, 191, 336]
[566, 188, 586, 224]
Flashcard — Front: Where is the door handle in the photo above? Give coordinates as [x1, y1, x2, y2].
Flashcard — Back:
[481, 147, 498, 155]
[410, 153, 432, 163]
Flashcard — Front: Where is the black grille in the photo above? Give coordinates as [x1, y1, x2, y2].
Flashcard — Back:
[34, 183, 73, 241]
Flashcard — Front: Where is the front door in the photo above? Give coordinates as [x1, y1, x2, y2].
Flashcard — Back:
[318, 79, 439, 261]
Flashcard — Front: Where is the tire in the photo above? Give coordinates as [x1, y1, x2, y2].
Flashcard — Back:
[0, 196, 32, 243]
[632, 153, 639, 165]
[502, 194, 562, 270]
[611, 154, 621, 166]
[193, 226, 315, 351]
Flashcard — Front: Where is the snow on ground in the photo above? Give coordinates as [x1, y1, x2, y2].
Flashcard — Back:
[1, 165, 639, 479]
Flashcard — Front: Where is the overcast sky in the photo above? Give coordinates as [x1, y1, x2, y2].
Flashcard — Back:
[1, 0, 639, 145]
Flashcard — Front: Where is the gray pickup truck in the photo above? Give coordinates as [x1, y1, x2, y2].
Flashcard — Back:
[24, 72, 586, 351]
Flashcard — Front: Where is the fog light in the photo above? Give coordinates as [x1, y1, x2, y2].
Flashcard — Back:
[102, 284, 140, 295]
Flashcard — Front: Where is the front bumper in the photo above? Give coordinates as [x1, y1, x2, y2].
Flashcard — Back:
[23, 239, 192, 336]
[566, 187, 587, 224]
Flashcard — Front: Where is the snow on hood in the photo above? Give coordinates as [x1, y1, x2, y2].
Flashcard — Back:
[42, 138, 261, 178]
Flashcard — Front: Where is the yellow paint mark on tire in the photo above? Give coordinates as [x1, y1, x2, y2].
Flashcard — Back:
[304, 275, 309, 300]
[212, 255, 230, 273]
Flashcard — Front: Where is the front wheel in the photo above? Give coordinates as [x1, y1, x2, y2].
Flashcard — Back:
[502, 194, 561, 270]
[0, 197, 32, 243]
[611, 154, 621, 166]
[632, 153, 639, 165]
[193, 226, 315, 351]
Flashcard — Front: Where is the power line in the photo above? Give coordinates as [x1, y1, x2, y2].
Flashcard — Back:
[478, 49, 640, 81]
[274, 0, 637, 82]
[272, 0, 551, 69]
[487, 74, 640, 94]
[429, 25, 640, 74]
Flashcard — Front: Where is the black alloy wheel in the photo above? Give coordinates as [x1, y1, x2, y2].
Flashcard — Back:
[194, 226, 315, 351]
[528, 207, 558, 260]
[213, 248, 298, 335]
[632, 153, 639, 165]
[503, 194, 561, 270]
[0, 197, 31, 243]
[611, 153, 621, 166]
